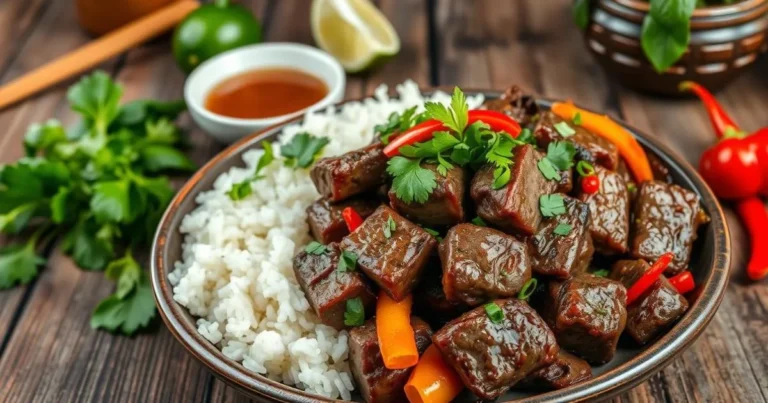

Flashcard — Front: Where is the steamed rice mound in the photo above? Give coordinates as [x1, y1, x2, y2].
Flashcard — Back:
[169, 81, 484, 399]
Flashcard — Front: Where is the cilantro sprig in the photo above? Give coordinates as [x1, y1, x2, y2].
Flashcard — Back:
[0, 71, 194, 335]
[375, 107, 428, 144]
[386, 88, 527, 203]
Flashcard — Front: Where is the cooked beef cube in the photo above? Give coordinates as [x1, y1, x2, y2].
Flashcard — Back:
[534, 111, 620, 170]
[433, 299, 559, 399]
[609, 259, 649, 287]
[439, 223, 531, 306]
[649, 153, 673, 183]
[518, 350, 592, 391]
[470, 144, 557, 235]
[536, 275, 627, 364]
[306, 198, 379, 244]
[630, 181, 709, 274]
[530, 196, 592, 279]
[310, 144, 388, 202]
[349, 318, 433, 403]
[293, 243, 376, 330]
[414, 264, 470, 325]
[389, 164, 467, 227]
[577, 165, 630, 255]
[341, 205, 436, 301]
[616, 160, 638, 204]
[557, 168, 574, 194]
[482, 85, 540, 128]
[626, 277, 689, 344]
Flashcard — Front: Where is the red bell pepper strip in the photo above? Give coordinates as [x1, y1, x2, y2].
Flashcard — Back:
[342, 207, 364, 232]
[735, 197, 768, 280]
[679, 81, 742, 140]
[626, 253, 674, 305]
[382, 110, 521, 158]
[668, 270, 695, 295]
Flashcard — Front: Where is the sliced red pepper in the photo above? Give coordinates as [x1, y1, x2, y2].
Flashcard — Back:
[626, 252, 674, 305]
[679, 81, 742, 140]
[382, 110, 521, 158]
[735, 197, 768, 281]
[342, 207, 364, 232]
[668, 270, 695, 295]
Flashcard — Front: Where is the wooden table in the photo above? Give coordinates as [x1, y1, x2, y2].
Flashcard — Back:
[0, 1, 766, 402]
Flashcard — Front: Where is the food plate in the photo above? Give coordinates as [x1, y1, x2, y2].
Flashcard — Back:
[151, 89, 730, 403]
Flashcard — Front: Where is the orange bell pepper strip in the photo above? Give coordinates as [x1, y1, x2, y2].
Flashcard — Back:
[376, 292, 418, 369]
[551, 101, 653, 183]
[404, 345, 464, 403]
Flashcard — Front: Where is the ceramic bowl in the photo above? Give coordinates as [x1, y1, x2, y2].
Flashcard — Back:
[583, 0, 768, 95]
[151, 90, 730, 402]
[184, 42, 346, 143]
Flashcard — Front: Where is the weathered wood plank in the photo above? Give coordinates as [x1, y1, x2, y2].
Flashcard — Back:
[0, 0, 50, 77]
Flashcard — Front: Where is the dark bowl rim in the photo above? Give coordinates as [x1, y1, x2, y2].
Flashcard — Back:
[612, 0, 767, 17]
[150, 89, 731, 403]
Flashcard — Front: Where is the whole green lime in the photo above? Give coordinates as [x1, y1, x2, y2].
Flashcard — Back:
[173, 0, 262, 74]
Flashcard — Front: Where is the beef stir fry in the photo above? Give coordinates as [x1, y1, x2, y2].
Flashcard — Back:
[292, 87, 708, 402]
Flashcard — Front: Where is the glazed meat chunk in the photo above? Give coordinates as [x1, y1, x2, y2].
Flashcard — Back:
[439, 223, 531, 306]
[471, 144, 557, 235]
[536, 274, 627, 364]
[389, 164, 467, 227]
[530, 196, 593, 279]
[518, 350, 592, 391]
[349, 318, 432, 403]
[577, 165, 630, 255]
[341, 205, 436, 301]
[293, 243, 376, 330]
[413, 263, 470, 326]
[482, 85, 540, 128]
[310, 144, 388, 202]
[610, 259, 689, 344]
[306, 197, 379, 244]
[630, 181, 709, 275]
[534, 111, 620, 170]
[432, 299, 559, 399]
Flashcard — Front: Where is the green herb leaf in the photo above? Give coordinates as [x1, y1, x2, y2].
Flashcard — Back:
[63, 218, 114, 271]
[90, 179, 141, 223]
[116, 100, 186, 128]
[493, 166, 511, 190]
[337, 250, 358, 272]
[554, 121, 576, 137]
[304, 241, 328, 255]
[627, 183, 638, 193]
[517, 128, 536, 145]
[387, 157, 437, 204]
[104, 251, 142, 299]
[540, 194, 567, 217]
[573, 0, 591, 30]
[344, 297, 365, 326]
[471, 216, 487, 227]
[573, 112, 583, 126]
[375, 107, 425, 144]
[0, 241, 45, 289]
[518, 278, 538, 301]
[140, 144, 196, 173]
[67, 71, 123, 132]
[484, 302, 505, 324]
[281, 133, 330, 168]
[0, 203, 38, 234]
[593, 269, 610, 277]
[90, 275, 156, 335]
[546, 142, 577, 171]
[384, 216, 397, 239]
[24, 119, 67, 157]
[421, 226, 442, 241]
[423, 87, 469, 134]
[554, 223, 573, 236]
[228, 143, 275, 201]
[537, 158, 561, 181]
[641, 0, 696, 73]
[50, 187, 74, 224]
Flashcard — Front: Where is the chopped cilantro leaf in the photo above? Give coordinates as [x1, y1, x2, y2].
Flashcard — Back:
[387, 157, 437, 204]
[593, 269, 610, 277]
[537, 158, 561, 181]
[337, 250, 358, 272]
[573, 112, 583, 126]
[484, 302, 505, 324]
[554, 121, 576, 137]
[422, 226, 442, 241]
[383, 216, 397, 239]
[344, 297, 365, 326]
[540, 194, 567, 217]
[553, 223, 573, 236]
[304, 241, 327, 255]
[517, 128, 536, 145]
[228, 142, 275, 201]
[546, 142, 577, 171]
[424, 87, 468, 134]
[471, 217, 487, 227]
[627, 183, 637, 193]
[281, 133, 329, 168]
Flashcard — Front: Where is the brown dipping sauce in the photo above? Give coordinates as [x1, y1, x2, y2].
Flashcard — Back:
[205, 68, 328, 119]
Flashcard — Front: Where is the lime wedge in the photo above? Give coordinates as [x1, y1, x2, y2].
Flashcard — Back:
[311, 0, 400, 73]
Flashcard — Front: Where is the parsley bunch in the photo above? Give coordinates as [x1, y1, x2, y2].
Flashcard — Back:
[386, 88, 526, 204]
[0, 71, 195, 335]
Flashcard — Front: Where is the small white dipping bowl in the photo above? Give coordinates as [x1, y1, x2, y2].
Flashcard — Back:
[185, 43, 346, 143]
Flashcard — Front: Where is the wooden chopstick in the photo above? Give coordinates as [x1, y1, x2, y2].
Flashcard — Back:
[0, 0, 200, 111]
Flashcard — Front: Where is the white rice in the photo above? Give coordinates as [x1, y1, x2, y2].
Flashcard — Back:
[169, 80, 484, 399]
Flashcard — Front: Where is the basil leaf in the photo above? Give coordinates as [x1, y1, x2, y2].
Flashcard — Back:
[641, 0, 696, 73]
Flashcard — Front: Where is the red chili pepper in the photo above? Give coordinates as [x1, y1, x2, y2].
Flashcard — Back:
[735, 197, 768, 280]
[698, 137, 762, 200]
[382, 110, 522, 158]
[342, 207, 364, 232]
[581, 175, 600, 194]
[668, 270, 695, 295]
[626, 253, 674, 305]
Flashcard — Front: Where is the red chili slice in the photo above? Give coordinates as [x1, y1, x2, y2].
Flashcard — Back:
[626, 252, 674, 305]
[668, 270, 695, 295]
[342, 207, 364, 232]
